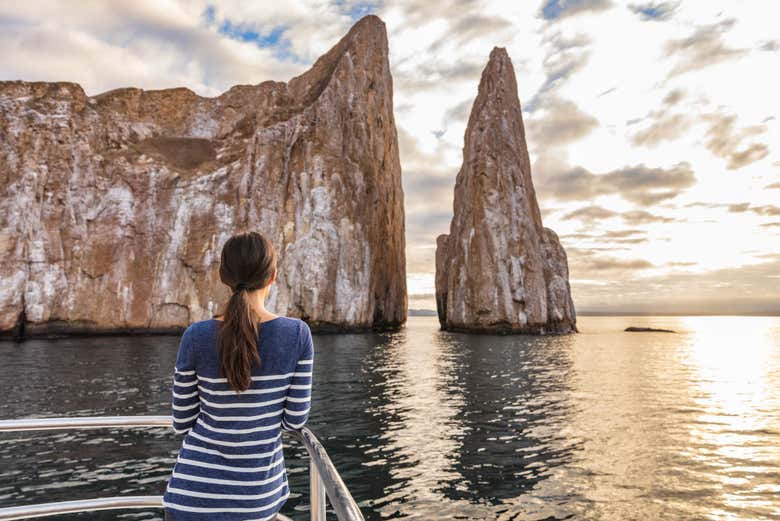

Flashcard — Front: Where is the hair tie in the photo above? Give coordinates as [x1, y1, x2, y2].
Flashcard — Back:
[234, 283, 248, 293]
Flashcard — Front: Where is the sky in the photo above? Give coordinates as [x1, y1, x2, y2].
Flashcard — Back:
[1, 0, 778, 314]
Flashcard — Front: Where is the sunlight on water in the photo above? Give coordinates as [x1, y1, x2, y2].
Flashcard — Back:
[0, 316, 779, 520]
[682, 317, 780, 519]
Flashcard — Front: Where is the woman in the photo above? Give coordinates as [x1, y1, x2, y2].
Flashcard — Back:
[162, 231, 314, 521]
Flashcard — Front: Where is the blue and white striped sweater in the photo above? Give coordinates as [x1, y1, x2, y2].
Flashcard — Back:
[163, 316, 314, 520]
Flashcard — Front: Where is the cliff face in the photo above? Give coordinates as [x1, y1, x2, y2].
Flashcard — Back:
[435, 48, 576, 334]
[0, 15, 406, 337]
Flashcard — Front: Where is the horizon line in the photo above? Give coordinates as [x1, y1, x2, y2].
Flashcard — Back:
[406, 308, 780, 317]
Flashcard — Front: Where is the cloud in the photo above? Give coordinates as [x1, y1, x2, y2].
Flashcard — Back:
[575, 255, 780, 314]
[566, 248, 655, 275]
[563, 205, 617, 222]
[385, 0, 483, 25]
[202, 1, 363, 63]
[701, 112, 770, 170]
[538, 0, 613, 21]
[747, 205, 780, 217]
[563, 228, 649, 245]
[602, 229, 646, 238]
[631, 94, 769, 168]
[662, 88, 685, 105]
[630, 88, 689, 138]
[526, 95, 599, 146]
[664, 17, 748, 77]
[562, 205, 675, 225]
[540, 162, 695, 206]
[727, 202, 751, 213]
[442, 97, 473, 127]
[621, 210, 676, 224]
[396, 59, 485, 92]
[631, 112, 692, 147]
[685, 201, 780, 218]
[682, 202, 715, 209]
[525, 31, 591, 113]
[207, 14, 304, 63]
[683, 203, 780, 238]
[726, 143, 770, 170]
[0, 2, 308, 96]
[629, 88, 694, 146]
[585, 256, 654, 271]
[426, 14, 512, 53]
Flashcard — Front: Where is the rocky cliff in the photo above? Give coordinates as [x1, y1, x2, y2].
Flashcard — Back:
[0, 15, 406, 338]
[435, 48, 576, 334]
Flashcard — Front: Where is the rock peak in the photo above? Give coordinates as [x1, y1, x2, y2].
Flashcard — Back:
[485, 46, 514, 77]
[489, 46, 509, 60]
[341, 14, 389, 54]
[435, 48, 577, 335]
[287, 14, 390, 105]
[475, 46, 519, 105]
[351, 14, 387, 33]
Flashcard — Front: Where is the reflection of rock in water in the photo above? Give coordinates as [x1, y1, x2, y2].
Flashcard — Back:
[354, 319, 476, 517]
[337, 317, 584, 518]
[0, 14, 406, 337]
[435, 331, 583, 510]
[435, 47, 576, 335]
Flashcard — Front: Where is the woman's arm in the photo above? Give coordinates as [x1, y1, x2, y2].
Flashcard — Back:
[171, 326, 200, 434]
[281, 320, 314, 431]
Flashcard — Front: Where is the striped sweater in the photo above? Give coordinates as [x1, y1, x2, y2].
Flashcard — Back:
[163, 316, 313, 520]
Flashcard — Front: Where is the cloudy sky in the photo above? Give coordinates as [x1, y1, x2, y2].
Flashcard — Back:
[2, 0, 778, 314]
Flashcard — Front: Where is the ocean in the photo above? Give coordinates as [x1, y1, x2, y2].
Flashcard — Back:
[1, 315, 778, 520]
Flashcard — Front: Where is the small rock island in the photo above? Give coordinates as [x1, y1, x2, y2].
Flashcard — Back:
[435, 48, 577, 335]
[625, 327, 676, 333]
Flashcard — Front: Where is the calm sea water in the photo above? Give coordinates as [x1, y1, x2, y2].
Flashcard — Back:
[1, 316, 779, 520]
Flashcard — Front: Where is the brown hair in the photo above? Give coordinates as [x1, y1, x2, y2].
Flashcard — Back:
[217, 231, 277, 392]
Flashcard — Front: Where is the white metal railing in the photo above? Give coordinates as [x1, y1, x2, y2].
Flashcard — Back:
[0, 497, 187, 521]
[0, 416, 364, 521]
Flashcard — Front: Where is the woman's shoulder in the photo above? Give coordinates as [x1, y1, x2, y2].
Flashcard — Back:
[185, 318, 218, 336]
[267, 316, 307, 334]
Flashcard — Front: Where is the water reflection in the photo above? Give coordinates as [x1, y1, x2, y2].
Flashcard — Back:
[0, 316, 779, 520]
[439, 333, 581, 509]
[361, 317, 468, 517]
[681, 317, 780, 519]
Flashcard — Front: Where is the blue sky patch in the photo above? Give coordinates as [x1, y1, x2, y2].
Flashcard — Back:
[540, 0, 610, 20]
[630, 2, 677, 21]
[201, 4, 305, 63]
[334, 0, 381, 21]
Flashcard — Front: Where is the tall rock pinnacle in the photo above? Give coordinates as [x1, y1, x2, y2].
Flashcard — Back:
[435, 47, 576, 334]
[0, 14, 406, 336]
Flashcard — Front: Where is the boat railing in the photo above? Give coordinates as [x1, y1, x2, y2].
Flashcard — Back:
[0, 416, 364, 521]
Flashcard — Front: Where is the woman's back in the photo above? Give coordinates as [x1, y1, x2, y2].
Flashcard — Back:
[163, 316, 314, 521]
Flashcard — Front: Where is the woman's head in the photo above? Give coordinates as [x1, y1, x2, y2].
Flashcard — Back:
[217, 231, 277, 392]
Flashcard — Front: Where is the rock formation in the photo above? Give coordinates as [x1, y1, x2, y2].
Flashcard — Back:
[435, 48, 576, 334]
[0, 15, 406, 337]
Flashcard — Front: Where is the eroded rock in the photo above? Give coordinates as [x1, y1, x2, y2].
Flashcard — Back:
[435, 47, 576, 334]
[0, 15, 406, 337]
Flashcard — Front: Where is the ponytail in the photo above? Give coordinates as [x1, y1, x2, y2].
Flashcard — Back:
[217, 232, 277, 392]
